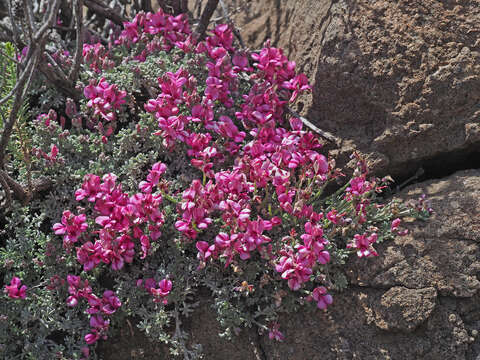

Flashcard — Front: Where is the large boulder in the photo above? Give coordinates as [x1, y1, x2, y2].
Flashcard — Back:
[223, 0, 480, 179]
[258, 169, 480, 359]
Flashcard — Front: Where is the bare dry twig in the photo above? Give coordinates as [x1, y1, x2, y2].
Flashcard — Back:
[0, 0, 62, 207]
[218, 0, 245, 48]
[84, 0, 128, 26]
[194, 0, 219, 41]
[286, 106, 339, 144]
[69, 0, 84, 83]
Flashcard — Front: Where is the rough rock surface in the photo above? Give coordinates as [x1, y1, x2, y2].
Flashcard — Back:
[258, 169, 480, 360]
[99, 170, 480, 359]
[221, 0, 480, 179]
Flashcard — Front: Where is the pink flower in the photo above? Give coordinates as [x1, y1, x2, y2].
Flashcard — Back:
[4, 277, 27, 299]
[196, 241, 215, 262]
[327, 209, 344, 225]
[150, 278, 172, 304]
[85, 331, 100, 345]
[391, 218, 401, 232]
[84, 78, 126, 124]
[75, 174, 101, 202]
[311, 286, 333, 309]
[101, 290, 122, 315]
[348, 233, 378, 258]
[345, 177, 372, 199]
[52, 210, 88, 247]
[66, 295, 78, 307]
[268, 322, 285, 341]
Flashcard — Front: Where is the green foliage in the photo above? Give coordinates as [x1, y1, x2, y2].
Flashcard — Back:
[0, 42, 17, 128]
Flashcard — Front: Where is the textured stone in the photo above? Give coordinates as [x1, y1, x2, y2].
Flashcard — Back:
[348, 169, 480, 298]
[373, 286, 437, 332]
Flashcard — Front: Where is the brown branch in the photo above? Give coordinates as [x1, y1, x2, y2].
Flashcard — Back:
[0, 0, 62, 208]
[6, 0, 22, 47]
[69, 0, 84, 83]
[38, 61, 82, 101]
[33, 0, 62, 43]
[0, 170, 29, 204]
[180, 0, 188, 14]
[84, 0, 128, 26]
[141, 0, 152, 12]
[194, 0, 219, 41]
[218, 0, 245, 48]
[0, 170, 54, 206]
[0, 171, 12, 208]
[23, 0, 36, 42]
[286, 106, 339, 144]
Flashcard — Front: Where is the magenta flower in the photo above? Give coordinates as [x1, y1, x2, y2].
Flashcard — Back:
[4, 277, 27, 299]
[196, 241, 216, 263]
[345, 177, 372, 199]
[84, 78, 126, 123]
[348, 233, 378, 258]
[311, 286, 333, 309]
[150, 278, 172, 304]
[52, 210, 88, 247]
[391, 218, 401, 232]
[75, 174, 101, 202]
[268, 322, 285, 341]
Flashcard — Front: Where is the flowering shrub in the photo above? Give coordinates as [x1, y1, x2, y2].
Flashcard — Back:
[0, 7, 431, 360]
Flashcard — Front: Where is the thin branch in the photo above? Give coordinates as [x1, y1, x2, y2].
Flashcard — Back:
[0, 171, 12, 208]
[194, 0, 202, 18]
[39, 62, 82, 101]
[194, 0, 219, 41]
[218, 0, 245, 48]
[180, 0, 188, 14]
[33, 0, 61, 43]
[0, 47, 22, 66]
[7, 0, 22, 47]
[141, 0, 152, 12]
[23, 0, 36, 42]
[0, 170, 53, 205]
[286, 106, 339, 144]
[0, 169, 29, 204]
[20, 54, 38, 99]
[45, 52, 69, 81]
[84, 0, 128, 26]
[68, 0, 84, 82]
[0, 48, 39, 168]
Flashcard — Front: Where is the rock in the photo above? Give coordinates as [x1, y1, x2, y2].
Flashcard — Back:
[348, 169, 480, 298]
[373, 286, 437, 332]
[223, 0, 480, 179]
[259, 170, 480, 360]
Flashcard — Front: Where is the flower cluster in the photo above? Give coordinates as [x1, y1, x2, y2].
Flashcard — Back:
[52, 210, 88, 248]
[276, 220, 330, 291]
[137, 278, 172, 304]
[4, 277, 27, 299]
[347, 232, 378, 258]
[71, 171, 165, 271]
[307, 286, 333, 309]
[82, 43, 115, 73]
[116, 8, 192, 56]
[66, 275, 121, 345]
[84, 78, 126, 123]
